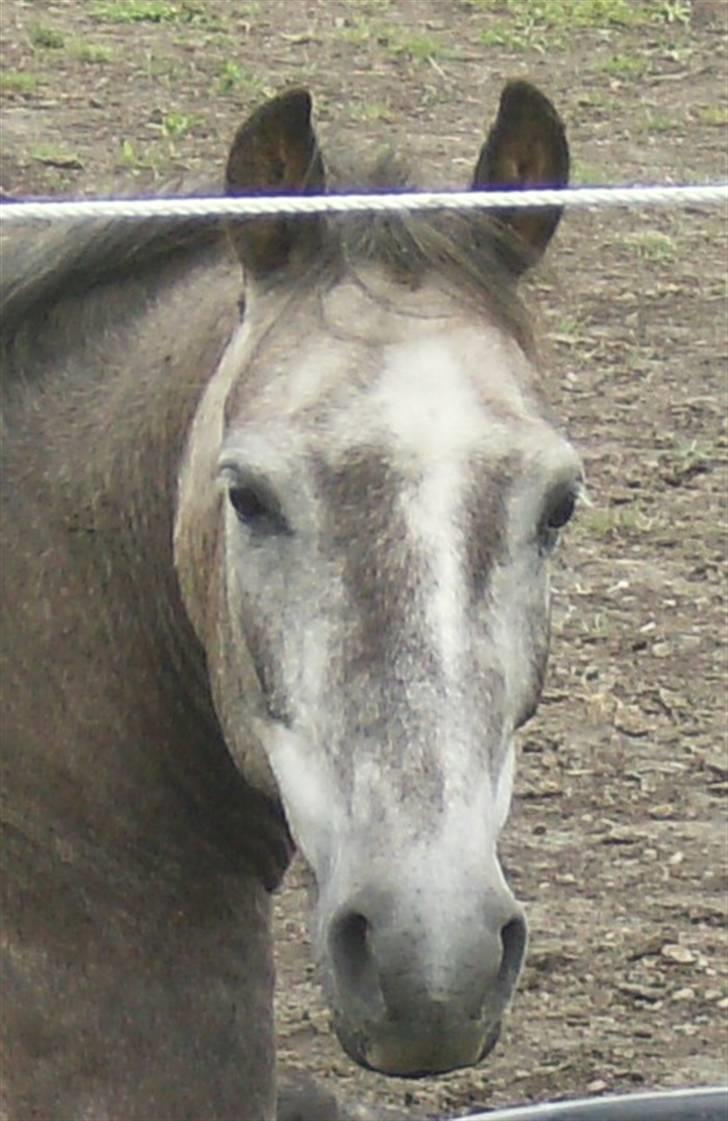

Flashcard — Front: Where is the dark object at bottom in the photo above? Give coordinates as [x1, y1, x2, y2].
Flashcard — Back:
[463, 1087, 727, 1121]
[276, 1071, 340, 1121]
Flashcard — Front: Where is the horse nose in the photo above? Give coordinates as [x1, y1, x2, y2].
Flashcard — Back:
[325, 884, 527, 1075]
[329, 900, 527, 1014]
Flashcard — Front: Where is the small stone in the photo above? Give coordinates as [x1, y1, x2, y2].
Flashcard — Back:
[672, 987, 696, 1001]
[587, 1080, 609, 1093]
[649, 803, 675, 819]
[704, 754, 728, 778]
[627, 935, 665, 961]
[600, 826, 644, 845]
[659, 687, 688, 710]
[717, 996, 728, 1010]
[668, 851, 685, 865]
[614, 707, 650, 736]
[661, 943, 695, 965]
[652, 641, 672, 658]
[618, 982, 664, 1003]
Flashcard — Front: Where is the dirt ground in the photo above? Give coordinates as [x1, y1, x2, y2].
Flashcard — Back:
[1, 0, 726, 1117]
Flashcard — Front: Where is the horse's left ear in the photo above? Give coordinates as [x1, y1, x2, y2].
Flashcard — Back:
[473, 81, 569, 270]
[225, 87, 326, 276]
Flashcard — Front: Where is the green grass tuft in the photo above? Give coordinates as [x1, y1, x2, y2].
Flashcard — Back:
[91, 0, 215, 24]
[602, 53, 650, 78]
[571, 159, 613, 186]
[29, 24, 66, 49]
[31, 144, 83, 169]
[71, 40, 115, 63]
[695, 105, 728, 128]
[622, 231, 677, 263]
[0, 71, 38, 94]
[386, 31, 441, 60]
[476, 0, 645, 51]
[216, 61, 269, 98]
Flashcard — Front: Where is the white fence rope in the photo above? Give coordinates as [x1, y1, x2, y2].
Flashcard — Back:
[0, 183, 726, 225]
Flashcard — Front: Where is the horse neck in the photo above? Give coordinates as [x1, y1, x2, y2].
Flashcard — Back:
[1, 250, 290, 890]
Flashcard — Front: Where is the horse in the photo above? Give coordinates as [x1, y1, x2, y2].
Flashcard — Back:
[0, 81, 579, 1119]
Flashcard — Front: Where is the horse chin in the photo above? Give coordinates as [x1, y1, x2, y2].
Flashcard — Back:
[332, 1015, 501, 1079]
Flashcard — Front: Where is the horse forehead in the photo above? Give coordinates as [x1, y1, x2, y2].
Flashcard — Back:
[272, 317, 536, 459]
[365, 328, 532, 461]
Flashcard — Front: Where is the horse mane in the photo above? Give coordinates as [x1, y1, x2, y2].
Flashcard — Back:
[309, 153, 535, 355]
[0, 178, 226, 339]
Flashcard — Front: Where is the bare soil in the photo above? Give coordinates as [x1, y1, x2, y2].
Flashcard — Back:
[1, 1, 726, 1117]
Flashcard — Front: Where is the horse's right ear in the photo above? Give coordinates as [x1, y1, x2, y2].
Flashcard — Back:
[473, 81, 569, 272]
[225, 88, 326, 276]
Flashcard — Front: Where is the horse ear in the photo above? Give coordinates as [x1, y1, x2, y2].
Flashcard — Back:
[225, 88, 326, 276]
[473, 81, 569, 270]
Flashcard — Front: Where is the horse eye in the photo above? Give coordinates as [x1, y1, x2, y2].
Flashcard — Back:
[546, 489, 577, 531]
[538, 486, 578, 554]
[228, 485, 289, 535]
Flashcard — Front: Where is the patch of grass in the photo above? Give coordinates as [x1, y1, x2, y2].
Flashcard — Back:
[622, 231, 677, 263]
[476, 0, 644, 51]
[672, 439, 715, 479]
[576, 505, 650, 540]
[338, 19, 443, 61]
[118, 137, 168, 174]
[91, 0, 215, 24]
[337, 19, 377, 48]
[137, 52, 190, 85]
[351, 100, 393, 123]
[29, 23, 66, 49]
[653, 0, 691, 24]
[31, 144, 83, 169]
[695, 105, 728, 128]
[70, 40, 115, 64]
[161, 111, 195, 138]
[575, 90, 617, 113]
[92, 0, 178, 21]
[386, 31, 441, 61]
[571, 159, 612, 186]
[119, 138, 143, 169]
[643, 110, 678, 135]
[0, 71, 38, 94]
[602, 53, 650, 79]
[549, 315, 588, 346]
[216, 61, 268, 98]
[512, 0, 641, 27]
[479, 25, 529, 49]
[347, 0, 391, 9]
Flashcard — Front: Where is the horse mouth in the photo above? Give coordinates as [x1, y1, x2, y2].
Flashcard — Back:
[333, 1014, 502, 1078]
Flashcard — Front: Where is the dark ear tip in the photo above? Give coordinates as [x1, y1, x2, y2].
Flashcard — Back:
[266, 87, 314, 126]
[498, 80, 562, 127]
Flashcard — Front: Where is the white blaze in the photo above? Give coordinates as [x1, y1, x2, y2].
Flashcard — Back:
[371, 336, 489, 681]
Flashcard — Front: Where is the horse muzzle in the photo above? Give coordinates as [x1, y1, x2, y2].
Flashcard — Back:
[315, 866, 527, 1077]
[334, 1006, 503, 1078]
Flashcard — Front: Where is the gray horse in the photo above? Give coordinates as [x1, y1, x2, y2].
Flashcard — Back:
[0, 81, 578, 1119]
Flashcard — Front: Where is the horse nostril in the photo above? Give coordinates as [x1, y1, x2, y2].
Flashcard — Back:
[330, 911, 375, 1000]
[498, 915, 527, 992]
